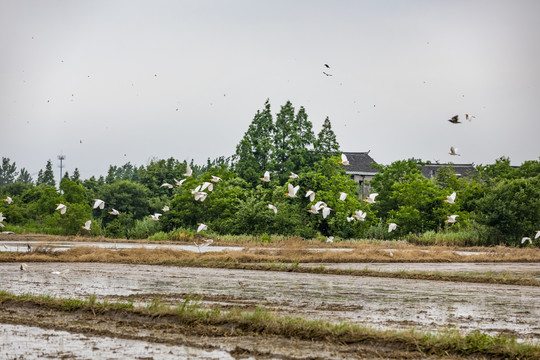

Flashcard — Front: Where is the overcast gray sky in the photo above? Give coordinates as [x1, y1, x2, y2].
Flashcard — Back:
[1, 0, 539, 182]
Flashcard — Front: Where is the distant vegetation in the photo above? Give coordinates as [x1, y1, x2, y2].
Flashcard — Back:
[1, 100, 539, 246]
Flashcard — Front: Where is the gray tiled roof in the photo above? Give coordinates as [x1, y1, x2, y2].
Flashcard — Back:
[421, 164, 477, 178]
[342, 152, 379, 174]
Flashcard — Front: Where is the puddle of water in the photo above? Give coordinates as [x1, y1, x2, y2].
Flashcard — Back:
[0, 323, 236, 360]
[1, 262, 539, 341]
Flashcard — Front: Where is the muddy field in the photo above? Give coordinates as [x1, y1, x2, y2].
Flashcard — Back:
[1, 236, 540, 359]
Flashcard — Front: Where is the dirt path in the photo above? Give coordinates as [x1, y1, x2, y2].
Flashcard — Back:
[2, 262, 539, 342]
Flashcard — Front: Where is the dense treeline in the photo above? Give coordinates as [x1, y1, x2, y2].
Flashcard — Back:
[0, 101, 539, 246]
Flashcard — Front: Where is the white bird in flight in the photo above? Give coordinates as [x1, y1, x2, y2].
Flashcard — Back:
[260, 171, 271, 182]
[3, 197, 12, 205]
[174, 178, 187, 186]
[82, 220, 91, 231]
[321, 206, 332, 219]
[200, 182, 214, 192]
[268, 204, 278, 214]
[197, 223, 208, 232]
[446, 215, 459, 223]
[289, 172, 299, 179]
[193, 238, 213, 253]
[339, 153, 350, 166]
[449, 147, 461, 156]
[20, 263, 28, 271]
[305, 190, 316, 202]
[56, 203, 67, 214]
[521, 237, 532, 244]
[161, 183, 173, 189]
[285, 183, 300, 198]
[536, 230, 540, 239]
[184, 164, 193, 177]
[346, 217, 356, 222]
[162, 205, 170, 212]
[150, 213, 162, 221]
[445, 192, 456, 204]
[326, 236, 334, 243]
[51, 269, 70, 277]
[364, 193, 378, 204]
[109, 209, 120, 216]
[388, 223, 398, 232]
[339, 192, 348, 201]
[353, 210, 366, 221]
[211, 175, 222, 182]
[93, 199, 105, 210]
[0, 213, 5, 222]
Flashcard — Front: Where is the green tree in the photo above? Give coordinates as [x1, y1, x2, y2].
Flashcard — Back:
[0, 157, 18, 188]
[36, 160, 56, 187]
[314, 117, 340, 158]
[60, 178, 87, 204]
[17, 168, 33, 184]
[71, 168, 81, 182]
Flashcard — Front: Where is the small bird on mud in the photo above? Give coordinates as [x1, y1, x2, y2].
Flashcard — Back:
[268, 204, 278, 214]
[56, 203, 67, 214]
[448, 115, 461, 124]
[449, 147, 461, 156]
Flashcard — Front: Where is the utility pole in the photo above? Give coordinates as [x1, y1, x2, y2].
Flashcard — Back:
[58, 154, 66, 182]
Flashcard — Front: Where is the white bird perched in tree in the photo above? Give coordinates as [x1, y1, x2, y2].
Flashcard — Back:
[174, 178, 187, 186]
[446, 215, 459, 223]
[321, 206, 332, 219]
[445, 192, 457, 204]
[161, 183, 173, 189]
[285, 183, 300, 198]
[353, 210, 366, 221]
[326, 236, 334, 243]
[0, 213, 5, 222]
[3, 197, 12, 205]
[260, 171, 271, 182]
[20, 263, 28, 271]
[150, 213, 162, 221]
[197, 223, 208, 232]
[109, 209, 120, 216]
[82, 220, 91, 231]
[339, 192, 348, 201]
[364, 193, 378, 204]
[93, 199, 105, 210]
[184, 164, 193, 177]
[521, 237, 532, 244]
[200, 182, 214, 192]
[162, 205, 170, 212]
[56, 203, 67, 214]
[268, 204, 277, 214]
[339, 153, 350, 166]
[211, 175, 222, 182]
[305, 190, 316, 202]
[388, 223, 398, 232]
[289, 172, 299, 179]
[346, 217, 356, 222]
[449, 147, 461, 156]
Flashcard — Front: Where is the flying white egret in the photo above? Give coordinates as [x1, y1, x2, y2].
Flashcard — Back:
[268, 204, 278, 214]
[184, 164, 193, 177]
[364, 193, 378, 204]
[1, 243, 7, 250]
[174, 178, 187, 186]
[353, 210, 366, 221]
[93, 199, 105, 210]
[445, 192, 457, 204]
[305, 190, 316, 202]
[346, 217, 356, 222]
[56, 203, 67, 214]
[388, 223, 398, 232]
[211, 175, 222, 182]
[109, 209, 120, 216]
[194, 191, 208, 201]
[285, 183, 300, 198]
[193, 239, 213, 253]
[449, 147, 461, 156]
[339, 153, 350, 166]
[20, 263, 28, 271]
[3, 197, 12, 205]
[289, 172, 299, 179]
[326, 236, 334, 243]
[536, 230, 540, 239]
[339, 192, 348, 201]
[521, 237, 532, 244]
[321, 206, 332, 219]
[446, 215, 459, 223]
[0, 213, 5, 222]
[0, 222, 4, 228]
[200, 182, 214, 192]
[197, 223, 208, 232]
[150, 213, 162, 221]
[82, 220, 91, 231]
[162, 205, 170, 212]
[260, 171, 271, 182]
[308, 205, 319, 214]
[51, 269, 70, 277]
[161, 183, 173, 189]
